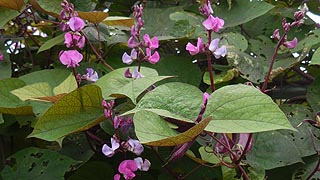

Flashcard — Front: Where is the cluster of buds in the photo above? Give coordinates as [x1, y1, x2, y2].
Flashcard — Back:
[272, 9, 306, 49]
[59, 0, 86, 68]
[186, 0, 226, 59]
[122, 4, 160, 66]
[101, 99, 151, 180]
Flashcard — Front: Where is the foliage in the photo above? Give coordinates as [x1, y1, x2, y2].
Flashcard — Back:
[0, 0, 320, 179]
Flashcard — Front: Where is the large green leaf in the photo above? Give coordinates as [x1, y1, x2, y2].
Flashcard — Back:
[37, 33, 64, 54]
[11, 82, 53, 101]
[292, 155, 320, 180]
[68, 161, 114, 180]
[0, 7, 19, 28]
[214, 0, 274, 28]
[310, 47, 320, 65]
[0, 78, 33, 115]
[125, 82, 203, 122]
[203, 84, 295, 133]
[246, 131, 303, 170]
[19, 69, 71, 87]
[134, 111, 211, 146]
[111, 76, 173, 104]
[0, 50, 11, 80]
[29, 85, 104, 142]
[306, 77, 320, 113]
[1, 147, 77, 180]
[95, 67, 158, 99]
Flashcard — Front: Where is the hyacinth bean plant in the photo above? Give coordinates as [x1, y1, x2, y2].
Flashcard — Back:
[2, 0, 320, 179]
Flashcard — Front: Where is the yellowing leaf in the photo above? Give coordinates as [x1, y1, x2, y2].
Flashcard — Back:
[103, 16, 134, 27]
[0, 0, 24, 11]
[53, 73, 77, 95]
[78, 11, 108, 24]
[11, 82, 53, 102]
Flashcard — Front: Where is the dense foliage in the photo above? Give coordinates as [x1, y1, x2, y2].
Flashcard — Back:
[1, 0, 320, 179]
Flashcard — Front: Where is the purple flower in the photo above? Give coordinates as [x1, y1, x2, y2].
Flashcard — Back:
[145, 48, 160, 64]
[0, 52, 4, 61]
[237, 133, 253, 153]
[273, 29, 280, 41]
[130, 25, 137, 37]
[59, 50, 83, 68]
[132, 68, 144, 79]
[69, 17, 85, 32]
[64, 32, 85, 49]
[199, 1, 213, 17]
[102, 137, 120, 157]
[83, 68, 98, 82]
[114, 174, 120, 180]
[186, 38, 205, 55]
[118, 160, 138, 180]
[208, 38, 227, 59]
[122, 49, 137, 65]
[143, 34, 159, 50]
[127, 36, 138, 48]
[134, 157, 151, 171]
[127, 138, 144, 155]
[124, 68, 132, 78]
[102, 100, 114, 119]
[202, 15, 224, 32]
[283, 37, 298, 49]
[133, 5, 143, 18]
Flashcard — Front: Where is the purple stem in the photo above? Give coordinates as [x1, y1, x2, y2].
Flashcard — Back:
[235, 133, 253, 164]
[261, 32, 287, 92]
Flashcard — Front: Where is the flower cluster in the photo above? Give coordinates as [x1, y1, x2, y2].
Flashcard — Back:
[122, 4, 160, 65]
[272, 9, 306, 49]
[59, 0, 86, 68]
[186, 1, 226, 58]
[101, 100, 151, 180]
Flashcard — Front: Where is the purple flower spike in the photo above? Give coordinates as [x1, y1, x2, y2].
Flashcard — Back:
[127, 138, 144, 155]
[134, 157, 151, 171]
[59, 50, 83, 68]
[146, 48, 160, 64]
[118, 160, 138, 180]
[69, 17, 85, 32]
[283, 37, 298, 49]
[122, 49, 137, 65]
[64, 32, 85, 49]
[102, 137, 120, 157]
[202, 15, 224, 32]
[186, 37, 205, 55]
[143, 34, 159, 49]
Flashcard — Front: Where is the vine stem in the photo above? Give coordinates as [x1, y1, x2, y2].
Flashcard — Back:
[207, 30, 215, 92]
[81, 31, 114, 71]
[261, 32, 287, 92]
[238, 164, 250, 180]
[235, 133, 253, 165]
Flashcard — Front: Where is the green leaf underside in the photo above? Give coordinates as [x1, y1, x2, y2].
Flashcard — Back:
[96, 66, 158, 99]
[204, 84, 295, 133]
[111, 76, 173, 104]
[29, 85, 103, 142]
[131, 82, 203, 122]
[0, 78, 33, 115]
[37, 33, 64, 53]
[1, 147, 77, 180]
[134, 110, 211, 146]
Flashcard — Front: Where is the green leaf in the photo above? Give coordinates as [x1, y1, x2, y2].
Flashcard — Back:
[0, 7, 19, 28]
[307, 78, 320, 113]
[96, 67, 158, 99]
[0, 50, 11, 80]
[29, 85, 104, 142]
[111, 76, 173, 104]
[68, 161, 114, 180]
[134, 111, 177, 145]
[204, 84, 295, 133]
[1, 147, 77, 180]
[53, 73, 78, 95]
[310, 47, 320, 65]
[293, 29, 320, 52]
[198, 146, 221, 164]
[292, 155, 320, 180]
[11, 82, 53, 101]
[246, 131, 303, 170]
[37, 33, 64, 53]
[203, 69, 238, 85]
[0, 78, 33, 115]
[19, 69, 71, 87]
[0, 114, 3, 124]
[126, 82, 203, 122]
[29, 0, 61, 18]
[214, 0, 274, 28]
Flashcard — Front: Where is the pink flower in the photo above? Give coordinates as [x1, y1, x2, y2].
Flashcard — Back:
[186, 38, 205, 55]
[199, 1, 213, 17]
[122, 49, 137, 65]
[127, 138, 144, 155]
[82, 68, 98, 82]
[145, 48, 160, 64]
[209, 38, 227, 59]
[114, 174, 120, 180]
[118, 160, 138, 180]
[273, 29, 280, 41]
[59, 50, 83, 68]
[134, 157, 151, 171]
[202, 15, 224, 32]
[69, 17, 85, 31]
[0, 52, 4, 61]
[143, 34, 159, 49]
[128, 36, 138, 48]
[64, 32, 85, 49]
[102, 137, 120, 157]
[283, 37, 298, 49]
[132, 68, 144, 79]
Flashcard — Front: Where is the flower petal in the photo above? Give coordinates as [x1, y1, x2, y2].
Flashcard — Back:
[69, 17, 85, 31]
[122, 52, 133, 64]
